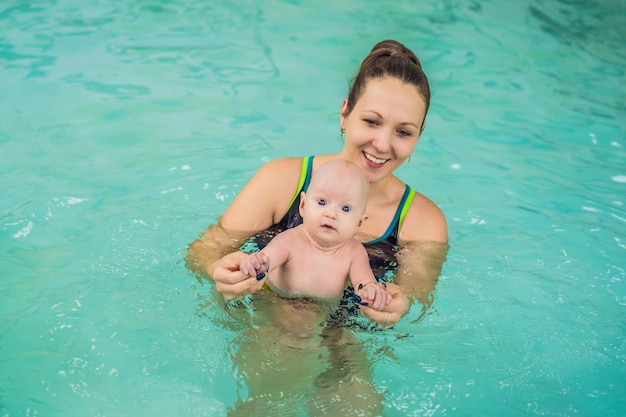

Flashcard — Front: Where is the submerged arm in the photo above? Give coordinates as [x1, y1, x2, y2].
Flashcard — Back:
[392, 191, 449, 320]
[394, 240, 449, 316]
[360, 191, 449, 325]
[186, 221, 263, 299]
[358, 241, 448, 326]
[186, 158, 304, 300]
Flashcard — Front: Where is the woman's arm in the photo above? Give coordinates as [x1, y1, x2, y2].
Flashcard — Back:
[395, 240, 448, 305]
[358, 242, 447, 326]
[186, 223, 262, 300]
[186, 158, 303, 299]
[360, 191, 448, 326]
[395, 191, 449, 304]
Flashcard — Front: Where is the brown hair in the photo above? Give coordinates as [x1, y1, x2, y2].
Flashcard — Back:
[345, 40, 431, 128]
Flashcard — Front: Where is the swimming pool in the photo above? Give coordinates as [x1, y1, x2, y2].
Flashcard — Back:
[1, 0, 625, 415]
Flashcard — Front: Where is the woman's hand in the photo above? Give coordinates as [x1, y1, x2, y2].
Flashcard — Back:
[358, 283, 408, 327]
[211, 251, 266, 301]
[354, 282, 392, 311]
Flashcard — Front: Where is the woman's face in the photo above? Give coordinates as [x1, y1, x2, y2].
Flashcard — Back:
[340, 77, 427, 184]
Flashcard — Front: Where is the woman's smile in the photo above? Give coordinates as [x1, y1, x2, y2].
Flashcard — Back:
[363, 151, 388, 167]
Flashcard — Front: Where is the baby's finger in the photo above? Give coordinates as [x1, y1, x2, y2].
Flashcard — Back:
[245, 255, 260, 270]
[240, 263, 256, 277]
[361, 286, 379, 302]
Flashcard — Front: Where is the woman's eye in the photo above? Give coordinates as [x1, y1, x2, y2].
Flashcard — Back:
[397, 129, 412, 137]
[317, 199, 327, 206]
[364, 118, 378, 126]
[341, 205, 351, 213]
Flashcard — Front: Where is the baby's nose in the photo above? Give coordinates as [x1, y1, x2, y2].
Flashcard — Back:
[324, 207, 338, 218]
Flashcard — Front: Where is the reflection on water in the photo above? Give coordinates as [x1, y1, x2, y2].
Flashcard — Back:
[205, 289, 384, 416]
[191, 219, 449, 414]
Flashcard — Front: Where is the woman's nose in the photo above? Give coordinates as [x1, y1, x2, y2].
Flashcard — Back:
[371, 129, 392, 153]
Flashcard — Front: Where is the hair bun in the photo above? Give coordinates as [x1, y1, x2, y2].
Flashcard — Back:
[368, 39, 422, 68]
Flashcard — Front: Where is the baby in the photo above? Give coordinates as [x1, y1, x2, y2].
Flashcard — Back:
[239, 159, 391, 310]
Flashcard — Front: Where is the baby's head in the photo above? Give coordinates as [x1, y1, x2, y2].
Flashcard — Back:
[309, 159, 370, 214]
[299, 159, 370, 244]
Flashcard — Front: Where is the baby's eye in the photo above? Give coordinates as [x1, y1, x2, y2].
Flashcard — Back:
[317, 199, 327, 206]
[341, 205, 351, 213]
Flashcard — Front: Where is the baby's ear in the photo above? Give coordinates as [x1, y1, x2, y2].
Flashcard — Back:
[358, 214, 368, 228]
[298, 191, 307, 215]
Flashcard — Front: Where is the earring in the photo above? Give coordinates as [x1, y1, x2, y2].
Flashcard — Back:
[340, 128, 345, 142]
[408, 154, 412, 163]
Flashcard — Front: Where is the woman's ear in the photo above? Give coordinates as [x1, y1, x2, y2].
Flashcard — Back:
[340, 98, 349, 128]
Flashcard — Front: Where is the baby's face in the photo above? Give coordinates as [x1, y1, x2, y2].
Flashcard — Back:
[300, 172, 367, 246]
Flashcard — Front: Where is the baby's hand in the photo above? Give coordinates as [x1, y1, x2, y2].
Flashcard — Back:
[355, 282, 392, 311]
[239, 252, 269, 278]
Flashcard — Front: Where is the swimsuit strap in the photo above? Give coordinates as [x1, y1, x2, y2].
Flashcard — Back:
[284, 155, 314, 215]
[398, 186, 416, 233]
[366, 185, 414, 244]
[302, 155, 314, 191]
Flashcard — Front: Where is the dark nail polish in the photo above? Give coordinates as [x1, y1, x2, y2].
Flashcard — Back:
[256, 273, 266, 281]
[352, 293, 368, 306]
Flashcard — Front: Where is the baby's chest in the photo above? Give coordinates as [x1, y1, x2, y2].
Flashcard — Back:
[286, 253, 350, 296]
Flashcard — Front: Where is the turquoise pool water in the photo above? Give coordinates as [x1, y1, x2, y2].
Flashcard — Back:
[1, 0, 625, 416]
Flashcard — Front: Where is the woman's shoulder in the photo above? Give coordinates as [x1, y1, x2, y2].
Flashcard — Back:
[235, 156, 303, 193]
[256, 154, 335, 188]
[221, 156, 310, 230]
[250, 156, 309, 191]
[400, 189, 448, 243]
[258, 156, 305, 175]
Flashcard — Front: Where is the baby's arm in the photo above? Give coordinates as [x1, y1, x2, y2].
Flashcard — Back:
[239, 229, 293, 279]
[349, 242, 392, 310]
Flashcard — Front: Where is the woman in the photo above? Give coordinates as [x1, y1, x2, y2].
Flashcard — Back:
[188, 39, 449, 415]
[187, 39, 448, 326]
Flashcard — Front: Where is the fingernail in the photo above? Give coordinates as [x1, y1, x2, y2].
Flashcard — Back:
[352, 293, 368, 306]
[256, 273, 266, 281]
